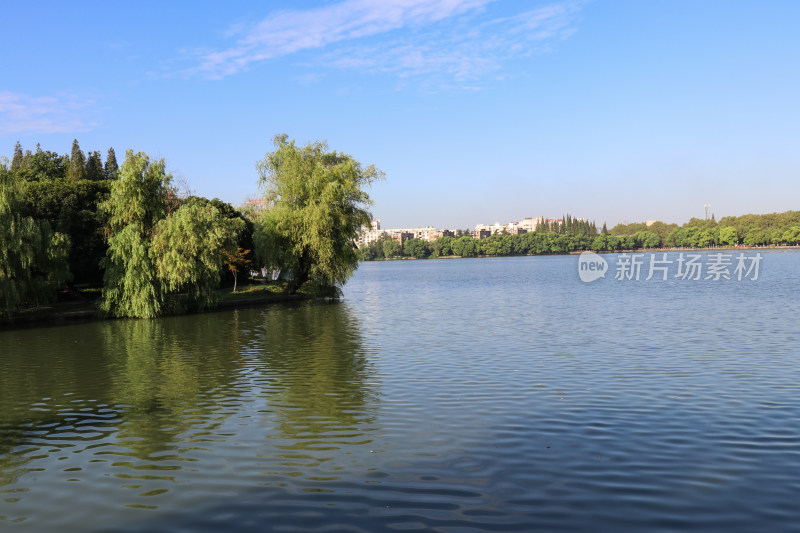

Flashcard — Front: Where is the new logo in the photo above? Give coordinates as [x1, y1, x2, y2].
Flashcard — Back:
[578, 251, 608, 282]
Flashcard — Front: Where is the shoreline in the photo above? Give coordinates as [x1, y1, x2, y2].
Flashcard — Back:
[1, 291, 312, 329]
[365, 244, 800, 261]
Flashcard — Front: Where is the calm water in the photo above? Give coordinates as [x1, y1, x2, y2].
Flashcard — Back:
[1, 251, 799, 532]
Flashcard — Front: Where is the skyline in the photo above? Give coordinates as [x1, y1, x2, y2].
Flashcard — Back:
[2, 1, 799, 229]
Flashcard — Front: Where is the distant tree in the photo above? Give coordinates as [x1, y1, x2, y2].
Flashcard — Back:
[381, 237, 402, 258]
[633, 231, 661, 249]
[431, 235, 454, 257]
[85, 150, 104, 181]
[781, 226, 800, 245]
[451, 235, 477, 257]
[20, 150, 33, 170]
[403, 238, 430, 258]
[15, 150, 70, 181]
[104, 147, 119, 180]
[253, 134, 383, 295]
[11, 141, 23, 171]
[67, 139, 86, 181]
[601, 222, 608, 235]
[718, 226, 738, 246]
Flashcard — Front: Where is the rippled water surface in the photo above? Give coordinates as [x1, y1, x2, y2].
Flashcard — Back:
[1, 252, 800, 532]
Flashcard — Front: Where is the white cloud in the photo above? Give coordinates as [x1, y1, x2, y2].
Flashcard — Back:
[0, 91, 97, 135]
[320, 3, 579, 85]
[187, 0, 581, 86]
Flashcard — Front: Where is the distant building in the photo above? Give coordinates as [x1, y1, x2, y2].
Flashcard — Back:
[358, 213, 586, 248]
[357, 218, 387, 248]
[241, 198, 270, 212]
[357, 221, 454, 248]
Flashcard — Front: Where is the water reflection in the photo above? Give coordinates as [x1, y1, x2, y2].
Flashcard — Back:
[253, 302, 379, 486]
[0, 302, 378, 530]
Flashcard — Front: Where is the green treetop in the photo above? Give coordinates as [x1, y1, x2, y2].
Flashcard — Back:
[104, 147, 119, 180]
[68, 139, 86, 181]
[10, 141, 23, 171]
[254, 134, 383, 295]
[85, 150, 104, 181]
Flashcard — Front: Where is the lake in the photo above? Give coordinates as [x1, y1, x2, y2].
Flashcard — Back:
[1, 251, 799, 532]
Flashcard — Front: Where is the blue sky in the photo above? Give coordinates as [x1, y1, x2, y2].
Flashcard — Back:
[2, 0, 798, 229]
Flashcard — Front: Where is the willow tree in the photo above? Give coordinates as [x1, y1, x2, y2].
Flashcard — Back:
[100, 151, 241, 318]
[0, 164, 71, 318]
[254, 134, 383, 295]
[99, 151, 170, 318]
[151, 200, 243, 312]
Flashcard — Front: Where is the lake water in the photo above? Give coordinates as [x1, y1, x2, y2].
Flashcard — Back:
[1, 251, 799, 532]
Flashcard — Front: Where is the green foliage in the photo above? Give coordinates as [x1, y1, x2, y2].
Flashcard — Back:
[67, 139, 86, 181]
[357, 234, 394, 260]
[718, 226, 738, 246]
[433, 236, 454, 257]
[185, 196, 255, 256]
[11, 142, 22, 171]
[451, 235, 477, 257]
[21, 178, 111, 284]
[100, 151, 242, 318]
[0, 166, 71, 317]
[85, 151, 104, 181]
[152, 202, 243, 312]
[381, 237, 402, 258]
[104, 150, 170, 233]
[101, 223, 164, 318]
[403, 238, 430, 258]
[254, 134, 383, 295]
[633, 231, 661, 249]
[104, 147, 119, 180]
[100, 151, 171, 317]
[14, 150, 69, 181]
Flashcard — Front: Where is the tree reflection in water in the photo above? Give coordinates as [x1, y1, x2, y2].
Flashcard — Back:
[0, 301, 379, 528]
[251, 301, 380, 485]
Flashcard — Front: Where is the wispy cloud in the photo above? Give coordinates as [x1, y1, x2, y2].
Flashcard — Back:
[185, 0, 581, 85]
[0, 91, 97, 135]
[321, 3, 579, 86]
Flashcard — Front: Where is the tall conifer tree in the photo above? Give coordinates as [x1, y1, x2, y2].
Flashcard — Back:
[11, 141, 23, 171]
[104, 147, 119, 180]
[68, 139, 86, 181]
[85, 151, 104, 181]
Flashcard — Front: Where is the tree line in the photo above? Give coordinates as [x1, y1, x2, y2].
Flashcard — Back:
[360, 211, 800, 260]
[1, 135, 378, 319]
[609, 213, 800, 248]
